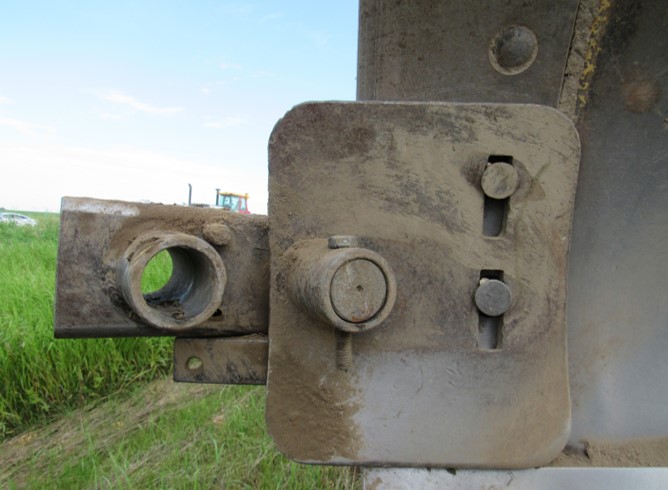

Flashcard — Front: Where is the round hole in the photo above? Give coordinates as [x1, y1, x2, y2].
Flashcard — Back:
[140, 250, 174, 295]
[118, 232, 227, 332]
[488, 25, 538, 76]
[186, 356, 203, 371]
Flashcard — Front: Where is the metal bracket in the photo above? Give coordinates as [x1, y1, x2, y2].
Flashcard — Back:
[55, 197, 269, 338]
[266, 101, 580, 468]
[173, 335, 268, 385]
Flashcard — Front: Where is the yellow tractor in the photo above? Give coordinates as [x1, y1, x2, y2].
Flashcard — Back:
[215, 190, 250, 214]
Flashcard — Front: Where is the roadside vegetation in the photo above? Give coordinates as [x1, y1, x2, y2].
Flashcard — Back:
[0, 212, 358, 488]
[0, 213, 172, 438]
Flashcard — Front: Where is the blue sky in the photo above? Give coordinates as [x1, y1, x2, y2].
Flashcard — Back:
[0, 1, 358, 213]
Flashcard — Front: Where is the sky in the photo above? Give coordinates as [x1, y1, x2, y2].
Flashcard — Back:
[0, 1, 359, 214]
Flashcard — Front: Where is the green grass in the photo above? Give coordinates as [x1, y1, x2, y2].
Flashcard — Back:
[0, 212, 172, 438]
[141, 250, 173, 294]
[0, 211, 358, 488]
[2, 379, 359, 489]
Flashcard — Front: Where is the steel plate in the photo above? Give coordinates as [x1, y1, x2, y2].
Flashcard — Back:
[266, 102, 580, 467]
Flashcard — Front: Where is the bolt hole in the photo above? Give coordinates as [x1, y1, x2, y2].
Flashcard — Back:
[477, 270, 507, 350]
[356, 285, 364, 292]
[212, 309, 222, 317]
[488, 155, 513, 164]
[186, 356, 203, 371]
[141, 245, 218, 320]
[140, 250, 173, 294]
[120, 232, 227, 331]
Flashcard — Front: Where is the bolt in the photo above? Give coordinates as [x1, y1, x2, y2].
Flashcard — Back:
[203, 223, 233, 246]
[475, 278, 512, 317]
[481, 162, 519, 199]
[331, 259, 387, 323]
[335, 330, 353, 371]
[292, 239, 396, 372]
[328, 235, 358, 249]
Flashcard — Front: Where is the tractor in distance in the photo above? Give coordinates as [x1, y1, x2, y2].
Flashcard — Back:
[215, 189, 250, 214]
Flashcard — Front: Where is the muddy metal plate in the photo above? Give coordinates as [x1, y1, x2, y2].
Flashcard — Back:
[266, 102, 580, 468]
[173, 335, 268, 385]
[55, 197, 269, 338]
[357, 0, 579, 105]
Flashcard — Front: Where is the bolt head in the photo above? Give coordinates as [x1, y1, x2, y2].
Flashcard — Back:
[203, 223, 233, 246]
[475, 278, 512, 317]
[330, 259, 387, 323]
[481, 162, 519, 199]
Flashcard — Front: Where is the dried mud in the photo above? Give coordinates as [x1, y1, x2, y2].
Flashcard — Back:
[57, 197, 269, 337]
[266, 102, 579, 466]
[552, 438, 668, 467]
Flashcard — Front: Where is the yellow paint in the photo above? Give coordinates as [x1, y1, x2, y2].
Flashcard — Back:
[577, 0, 613, 115]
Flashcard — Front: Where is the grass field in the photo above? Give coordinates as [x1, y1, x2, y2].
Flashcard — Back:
[0, 211, 359, 488]
[0, 212, 172, 438]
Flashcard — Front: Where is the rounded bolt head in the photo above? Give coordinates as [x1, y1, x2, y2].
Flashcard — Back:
[475, 278, 512, 317]
[488, 25, 538, 76]
[203, 223, 233, 246]
[290, 244, 396, 334]
[331, 259, 387, 323]
[481, 162, 519, 199]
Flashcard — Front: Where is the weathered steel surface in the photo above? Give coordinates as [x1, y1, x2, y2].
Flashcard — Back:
[566, 0, 668, 447]
[55, 197, 269, 338]
[357, 0, 579, 105]
[173, 335, 268, 385]
[356, 0, 668, 468]
[266, 102, 580, 468]
[362, 467, 668, 490]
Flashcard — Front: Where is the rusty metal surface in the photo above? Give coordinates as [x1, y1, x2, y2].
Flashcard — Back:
[55, 197, 269, 338]
[566, 0, 668, 447]
[173, 335, 268, 385]
[357, 0, 579, 105]
[266, 102, 580, 468]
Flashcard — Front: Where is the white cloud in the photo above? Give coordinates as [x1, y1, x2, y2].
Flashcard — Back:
[99, 112, 124, 120]
[220, 3, 256, 15]
[251, 69, 275, 79]
[0, 96, 12, 105]
[204, 116, 249, 129]
[0, 116, 54, 135]
[260, 12, 283, 23]
[0, 142, 268, 213]
[200, 87, 211, 95]
[220, 63, 242, 71]
[95, 90, 183, 115]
